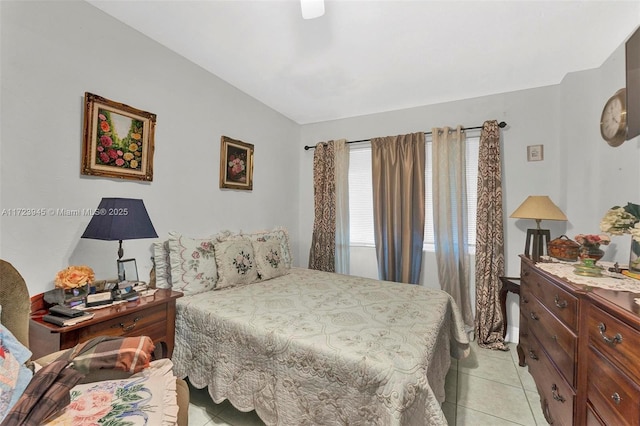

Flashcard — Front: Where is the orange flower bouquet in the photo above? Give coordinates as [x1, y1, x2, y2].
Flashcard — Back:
[55, 265, 95, 290]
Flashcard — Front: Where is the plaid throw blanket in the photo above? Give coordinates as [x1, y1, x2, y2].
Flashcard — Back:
[1, 336, 155, 425]
[68, 335, 155, 375]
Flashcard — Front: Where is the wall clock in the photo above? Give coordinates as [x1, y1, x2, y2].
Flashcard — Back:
[600, 88, 627, 147]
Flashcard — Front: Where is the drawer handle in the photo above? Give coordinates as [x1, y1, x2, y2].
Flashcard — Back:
[528, 349, 538, 361]
[551, 384, 566, 403]
[554, 295, 567, 309]
[530, 312, 539, 321]
[611, 392, 622, 405]
[598, 323, 623, 346]
[521, 296, 529, 304]
[112, 317, 140, 332]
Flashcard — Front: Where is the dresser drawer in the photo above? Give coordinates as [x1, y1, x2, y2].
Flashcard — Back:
[527, 333, 574, 426]
[528, 295, 577, 386]
[77, 303, 168, 343]
[587, 346, 640, 426]
[522, 263, 578, 330]
[588, 304, 640, 381]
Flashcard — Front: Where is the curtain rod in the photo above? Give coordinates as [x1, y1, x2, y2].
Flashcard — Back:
[303, 121, 507, 150]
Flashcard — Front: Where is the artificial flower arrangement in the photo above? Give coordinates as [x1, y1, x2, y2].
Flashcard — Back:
[574, 234, 611, 247]
[55, 265, 95, 290]
[600, 202, 640, 242]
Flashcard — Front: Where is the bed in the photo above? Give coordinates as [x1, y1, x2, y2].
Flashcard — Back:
[155, 229, 469, 426]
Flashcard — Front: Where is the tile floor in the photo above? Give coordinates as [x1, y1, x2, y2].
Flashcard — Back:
[187, 341, 546, 425]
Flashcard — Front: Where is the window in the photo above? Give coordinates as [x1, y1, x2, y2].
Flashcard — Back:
[348, 136, 480, 251]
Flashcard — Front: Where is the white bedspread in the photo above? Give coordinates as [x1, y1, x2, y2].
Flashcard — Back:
[172, 268, 469, 425]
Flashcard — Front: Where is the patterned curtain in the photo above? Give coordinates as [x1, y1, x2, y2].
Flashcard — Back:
[474, 120, 507, 350]
[432, 126, 474, 329]
[371, 133, 425, 284]
[309, 140, 348, 272]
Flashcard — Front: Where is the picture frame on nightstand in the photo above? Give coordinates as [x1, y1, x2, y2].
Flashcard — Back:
[117, 258, 138, 283]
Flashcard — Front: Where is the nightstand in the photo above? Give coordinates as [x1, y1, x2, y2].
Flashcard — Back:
[29, 289, 182, 360]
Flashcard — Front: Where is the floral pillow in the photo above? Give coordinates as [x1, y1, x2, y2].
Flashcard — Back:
[214, 238, 258, 290]
[168, 232, 218, 296]
[253, 240, 289, 281]
[242, 227, 293, 269]
[0, 324, 33, 423]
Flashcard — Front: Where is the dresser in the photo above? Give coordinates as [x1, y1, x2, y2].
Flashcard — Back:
[518, 256, 640, 425]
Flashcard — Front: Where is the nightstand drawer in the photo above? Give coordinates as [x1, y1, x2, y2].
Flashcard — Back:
[588, 346, 640, 426]
[77, 303, 167, 342]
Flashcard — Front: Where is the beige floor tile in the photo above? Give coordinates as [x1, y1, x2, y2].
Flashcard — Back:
[442, 401, 456, 425]
[458, 345, 523, 388]
[526, 389, 547, 425]
[445, 367, 458, 403]
[456, 405, 528, 426]
[457, 372, 536, 426]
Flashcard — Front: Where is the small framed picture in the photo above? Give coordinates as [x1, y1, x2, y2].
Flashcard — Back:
[219, 135, 254, 190]
[527, 144, 544, 162]
[81, 92, 156, 181]
[117, 258, 138, 283]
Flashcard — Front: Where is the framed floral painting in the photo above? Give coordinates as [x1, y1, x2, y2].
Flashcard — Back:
[81, 92, 156, 181]
[219, 136, 254, 190]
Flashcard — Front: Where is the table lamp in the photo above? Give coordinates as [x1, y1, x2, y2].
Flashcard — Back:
[510, 196, 567, 261]
[81, 198, 158, 261]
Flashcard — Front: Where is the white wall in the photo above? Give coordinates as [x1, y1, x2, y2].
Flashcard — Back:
[0, 1, 300, 295]
[297, 39, 639, 342]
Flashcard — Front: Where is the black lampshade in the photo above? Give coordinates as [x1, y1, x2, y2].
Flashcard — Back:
[81, 198, 157, 259]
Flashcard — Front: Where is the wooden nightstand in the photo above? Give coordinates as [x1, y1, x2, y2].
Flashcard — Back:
[29, 289, 182, 360]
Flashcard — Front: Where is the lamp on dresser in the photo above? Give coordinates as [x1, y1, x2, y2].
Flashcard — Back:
[510, 195, 567, 261]
[81, 198, 157, 281]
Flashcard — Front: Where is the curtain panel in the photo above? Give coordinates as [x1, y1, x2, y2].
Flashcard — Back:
[308, 140, 349, 273]
[432, 126, 474, 328]
[371, 133, 425, 284]
[474, 120, 507, 350]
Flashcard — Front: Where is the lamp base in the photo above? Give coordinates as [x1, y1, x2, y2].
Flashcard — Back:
[525, 228, 551, 261]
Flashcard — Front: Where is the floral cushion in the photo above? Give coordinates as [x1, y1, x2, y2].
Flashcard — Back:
[168, 232, 218, 296]
[242, 227, 293, 269]
[0, 324, 32, 423]
[214, 239, 258, 289]
[253, 240, 289, 281]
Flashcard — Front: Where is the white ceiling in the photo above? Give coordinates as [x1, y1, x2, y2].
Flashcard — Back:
[88, 0, 640, 124]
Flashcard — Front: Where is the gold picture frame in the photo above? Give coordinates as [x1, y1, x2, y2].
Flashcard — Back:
[219, 136, 254, 190]
[81, 92, 156, 181]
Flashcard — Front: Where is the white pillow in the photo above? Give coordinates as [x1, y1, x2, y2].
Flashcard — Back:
[168, 232, 218, 296]
[214, 238, 259, 290]
[253, 239, 289, 281]
[152, 240, 172, 289]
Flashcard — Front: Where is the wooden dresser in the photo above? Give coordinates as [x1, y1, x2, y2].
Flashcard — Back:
[518, 256, 640, 425]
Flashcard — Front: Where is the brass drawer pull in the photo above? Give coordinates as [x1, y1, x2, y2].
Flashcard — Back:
[611, 392, 622, 405]
[598, 323, 623, 346]
[551, 384, 566, 403]
[528, 350, 538, 360]
[112, 317, 140, 332]
[554, 295, 567, 309]
[530, 312, 539, 321]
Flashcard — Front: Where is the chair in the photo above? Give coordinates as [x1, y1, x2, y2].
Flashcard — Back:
[0, 259, 189, 425]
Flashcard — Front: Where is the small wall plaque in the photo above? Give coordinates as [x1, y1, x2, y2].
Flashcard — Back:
[527, 144, 544, 162]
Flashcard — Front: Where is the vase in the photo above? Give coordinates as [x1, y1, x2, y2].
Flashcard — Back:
[630, 240, 640, 273]
[579, 244, 605, 263]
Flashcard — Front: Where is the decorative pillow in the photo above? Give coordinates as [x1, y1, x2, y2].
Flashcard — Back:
[168, 232, 218, 296]
[253, 240, 289, 281]
[214, 238, 258, 289]
[152, 240, 172, 289]
[242, 227, 293, 269]
[0, 324, 33, 423]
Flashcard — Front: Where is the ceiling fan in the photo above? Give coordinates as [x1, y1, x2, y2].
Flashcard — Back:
[301, 0, 325, 19]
